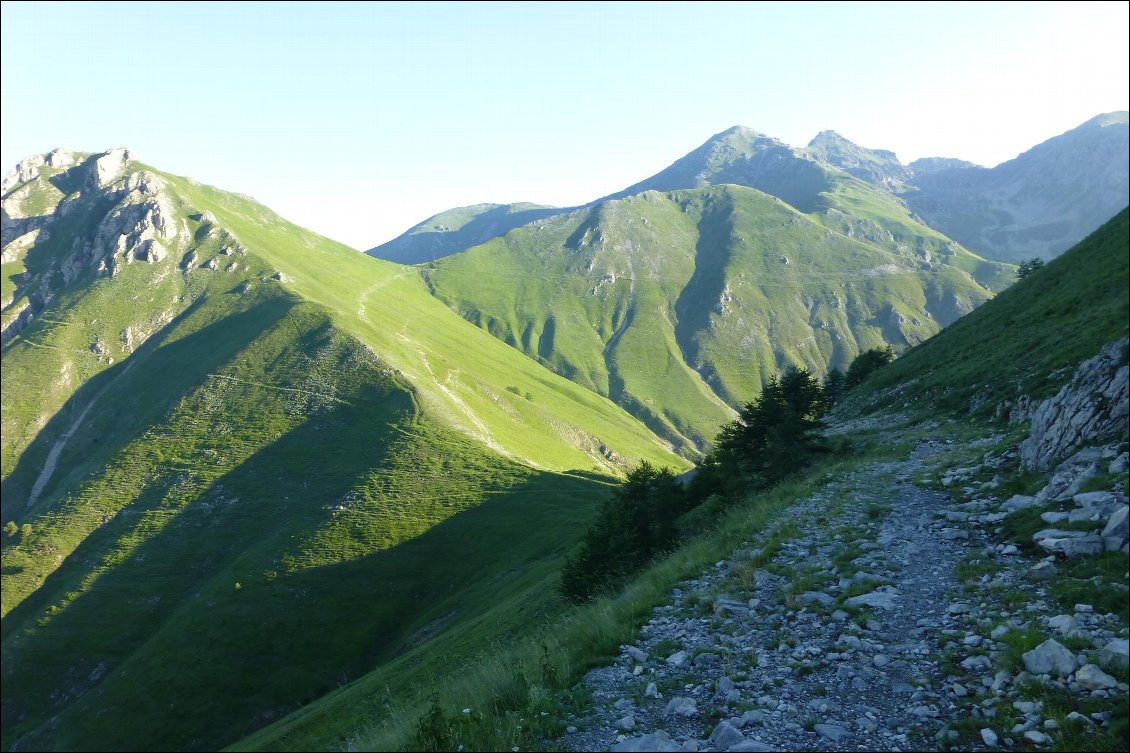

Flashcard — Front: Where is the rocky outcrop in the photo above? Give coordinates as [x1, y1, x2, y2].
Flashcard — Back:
[1021, 339, 1129, 470]
[45, 148, 78, 169]
[2, 154, 45, 193]
[93, 172, 181, 268]
[0, 150, 190, 345]
[91, 147, 132, 188]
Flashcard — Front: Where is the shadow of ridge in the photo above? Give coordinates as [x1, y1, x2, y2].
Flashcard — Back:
[1, 291, 302, 632]
[0, 305, 413, 748]
[2, 288, 297, 522]
[673, 189, 738, 406]
[380, 204, 566, 264]
[3, 408, 605, 753]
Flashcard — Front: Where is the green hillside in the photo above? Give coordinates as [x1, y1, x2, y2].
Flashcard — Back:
[233, 207, 1130, 753]
[0, 152, 683, 751]
[422, 183, 1008, 453]
[845, 206, 1130, 413]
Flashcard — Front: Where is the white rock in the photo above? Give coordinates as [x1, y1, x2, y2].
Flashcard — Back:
[1074, 664, 1119, 690]
[844, 591, 899, 610]
[1046, 615, 1077, 635]
[1102, 505, 1128, 540]
[666, 650, 688, 667]
[92, 147, 132, 187]
[664, 696, 698, 717]
[611, 730, 684, 752]
[1022, 639, 1078, 676]
[980, 728, 999, 747]
[709, 720, 745, 750]
[1098, 639, 1129, 671]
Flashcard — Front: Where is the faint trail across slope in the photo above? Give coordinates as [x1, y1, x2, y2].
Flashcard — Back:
[26, 360, 139, 509]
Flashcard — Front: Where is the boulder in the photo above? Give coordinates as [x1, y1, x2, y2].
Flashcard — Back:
[1022, 639, 1078, 676]
[1027, 560, 1059, 580]
[664, 696, 697, 718]
[1034, 531, 1105, 557]
[729, 740, 779, 752]
[798, 591, 836, 607]
[813, 723, 853, 742]
[1002, 494, 1039, 511]
[612, 730, 683, 752]
[844, 590, 899, 610]
[1073, 664, 1119, 690]
[1102, 505, 1128, 541]
[1046, 615, 1077, 635]
[710, 720, 745, 750]
[1074, 491, 1127, 508]
[1098, 639, 1129, 671]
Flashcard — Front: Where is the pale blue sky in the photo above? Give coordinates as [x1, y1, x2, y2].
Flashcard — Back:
[2, 1, 1127, 249]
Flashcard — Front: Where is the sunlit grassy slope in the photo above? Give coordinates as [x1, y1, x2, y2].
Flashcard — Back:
[844, 207, 1130, 414]
[0, 154, 683, 751]
[422, 184, 1007, 453]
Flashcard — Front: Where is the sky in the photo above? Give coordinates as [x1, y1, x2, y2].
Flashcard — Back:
[2, 1, 1127, 250]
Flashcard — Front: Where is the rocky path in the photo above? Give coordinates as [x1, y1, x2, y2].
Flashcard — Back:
[554, 435, 1129, 752]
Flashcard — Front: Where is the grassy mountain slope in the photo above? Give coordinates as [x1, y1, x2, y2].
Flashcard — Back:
[235, 209, 1130, 753]
[367, 201, 559, 264]
[1, 152, 683, 751]
[844, 206, 1130, 415]
[422, 183, 1004, 453]
[602, 126, 1015, 294]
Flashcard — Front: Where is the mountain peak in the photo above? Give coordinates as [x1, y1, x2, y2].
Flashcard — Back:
[1082, 110, 1129, 128]
[715, 124, 764, 140]
[807, 129, 852, 147]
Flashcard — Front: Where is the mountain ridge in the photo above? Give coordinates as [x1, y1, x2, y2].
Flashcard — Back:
[367, 113, 1129, 267]
[0, 149, 684, 751]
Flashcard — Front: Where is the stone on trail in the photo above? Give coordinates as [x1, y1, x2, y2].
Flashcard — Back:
[844, 590, 899, 610]
[709, 720, 745, 750]
[664, 696, 698, 718]
[612, 730, 684, 752]
[814, 723, 853, 742]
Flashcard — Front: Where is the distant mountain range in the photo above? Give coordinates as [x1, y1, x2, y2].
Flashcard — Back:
[369, 112, 1129, 265]
[904, 112, 1129, 263]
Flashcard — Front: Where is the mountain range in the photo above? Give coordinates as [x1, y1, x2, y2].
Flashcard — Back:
[370, 112, 1128, 266]
[1, 112, 1127, 751]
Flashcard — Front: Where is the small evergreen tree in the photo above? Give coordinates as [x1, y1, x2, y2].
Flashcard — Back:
[823, 367, 847, 407]
[560, 462, 685, 601]
[844, 346, 895, 389]
[1016, 257, 1045, 280]
[707, 367, 828, 491]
